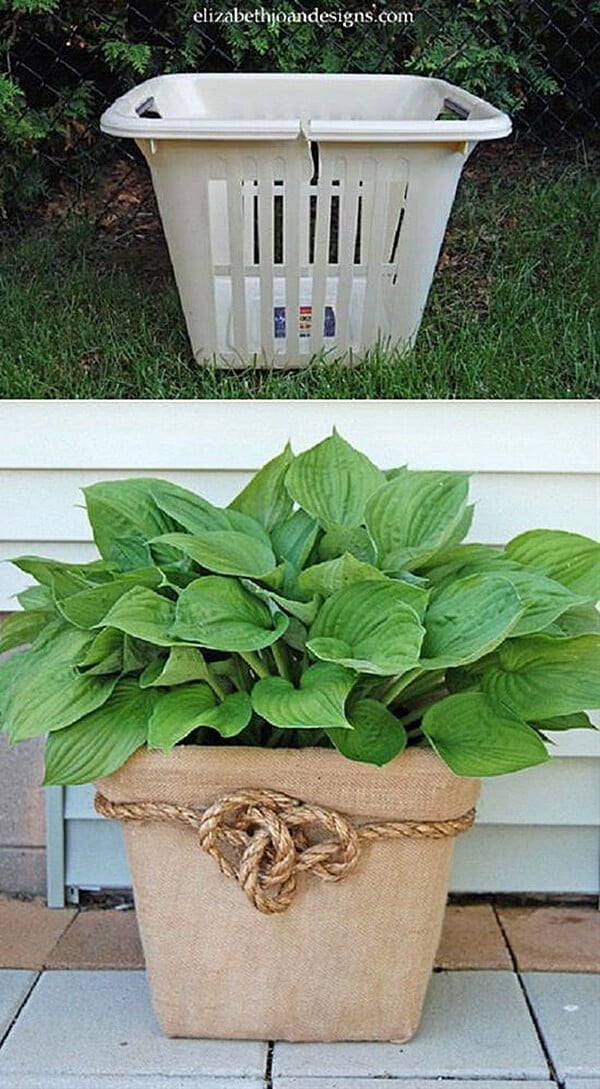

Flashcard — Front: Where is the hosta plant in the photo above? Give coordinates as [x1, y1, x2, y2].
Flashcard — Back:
[1, 433, 598, 785]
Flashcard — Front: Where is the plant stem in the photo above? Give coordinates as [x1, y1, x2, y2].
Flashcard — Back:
[399, 670, 446, 703]
[271, 640, 293, 682]
[381, 668, 422, 707]
[232, 656, 251, 692]
[203, 665, 228, 700]
[403, 706, 426, 727]
[238, 650, 270, 680]
[265, 727, 287, 748]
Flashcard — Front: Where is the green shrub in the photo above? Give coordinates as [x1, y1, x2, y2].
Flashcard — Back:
[0, 0, 589, 215]
[1, 433, 598, 785]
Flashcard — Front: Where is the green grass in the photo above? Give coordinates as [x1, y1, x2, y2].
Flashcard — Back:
[0, 151, 597, 398]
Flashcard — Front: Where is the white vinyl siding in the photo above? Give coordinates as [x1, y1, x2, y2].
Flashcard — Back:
[1, 399, 598, 899]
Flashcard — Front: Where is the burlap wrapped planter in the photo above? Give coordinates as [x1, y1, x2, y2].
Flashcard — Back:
[97, 746, 479, 1042]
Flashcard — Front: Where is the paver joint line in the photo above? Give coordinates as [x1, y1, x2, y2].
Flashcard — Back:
[265, 1040, 275, 1089]
[493, 906, 558, 1086]
[0, 970, 40, 1049]
[0, 970, 268, 1078]
[1, 966, 597, 1082]
[42, 906, 81, 967]
[522, 973, 600, 1080]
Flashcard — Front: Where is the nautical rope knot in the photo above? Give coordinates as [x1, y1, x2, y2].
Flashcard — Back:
[94, 788, 475, 915]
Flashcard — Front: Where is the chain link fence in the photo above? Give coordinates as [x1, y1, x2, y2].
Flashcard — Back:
[1, 0, 598, 233]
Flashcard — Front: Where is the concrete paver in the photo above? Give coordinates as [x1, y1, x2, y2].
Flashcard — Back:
[272, 1081, 554, 1088]
[563, 1080, 600, 1089]
[46, 909, 144, 969]
[523, 972, 600, 1079]
[0, 970, 267, 1079]
[435, 904, 511, 970]
[272, 971, 548, 1079]
[0, 970, 36, 1038]
[1, 899, 595, 974]
[0, 1078, 265, 1089]
[498, 906, 600, 973]
[0, 896, 75, 969]
[2, 966, 599, 1086]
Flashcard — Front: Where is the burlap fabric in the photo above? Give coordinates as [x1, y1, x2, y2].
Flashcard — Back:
[98, 746, 480, 1042]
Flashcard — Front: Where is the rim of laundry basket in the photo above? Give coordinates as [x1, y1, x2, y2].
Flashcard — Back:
[100, 72, 512, 143]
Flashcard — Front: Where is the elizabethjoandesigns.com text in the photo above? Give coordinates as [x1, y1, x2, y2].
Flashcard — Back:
[192, 7, 414, 27]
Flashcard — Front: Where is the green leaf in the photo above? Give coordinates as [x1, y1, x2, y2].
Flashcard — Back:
[153, 531, 276, 578]
[298, 553, 389, 598]
[506, 530, 600, 599]
[420, 543, 509, 584]
[0, 653, 28, 726]
[426, 552, 590, 639]
[43, 679, 154, 785]
[256, 563, 288, 592]
[4, 623, 117, 742]
[504, 570, 587, 637]
[222, 508, 273, 547]
[16, 585, 54, 611]
[366, 470, 470, 572]
[75, 628, 126, 675]
[11, 555, 113, 588]
[106, 535, 153, 571]
[83, 479, 179, 560]
[539, 603, 600, 640]
[96, 586, 178, 646]
[437, 503, 475, 550]
[148, 685, 251, 750]
[422, 691, 550, 776]
[173, 576, 289, 651]
[326, 699, 407, 766]
[420, 574, 523, 668]
[390, 578, 431, 621]
[139, 645, 212, 688]
[123, 636, 147, 674]
[57, 575, 163, 630]
[0, 610, 53, 653]
[318, 525, 377, 564]
[307, 581, 425, 676]
[252, 662, 355, 729]
[229, 444, 294, 531]
[285, 431, 385, 530]
[149, 479, 230, 533]
[149, 479, 272, 548]
[242, 581, 319, 625]
[271, 508, 319, 569]
[532, 711, 596, 731]
[281, 617, 308, 653]
[483, 635, 600, 719]
[49, 570, 95, 600]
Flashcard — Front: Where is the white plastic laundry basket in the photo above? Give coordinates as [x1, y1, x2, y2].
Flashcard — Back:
[101, 74, 511, 367]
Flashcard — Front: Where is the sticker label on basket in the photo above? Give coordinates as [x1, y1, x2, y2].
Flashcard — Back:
[274, 306, 336, 338]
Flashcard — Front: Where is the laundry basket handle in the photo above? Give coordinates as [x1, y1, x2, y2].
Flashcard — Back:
[442, 97, 471, 121]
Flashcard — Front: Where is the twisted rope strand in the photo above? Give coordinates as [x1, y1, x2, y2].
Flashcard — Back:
[95, 788, 475, 915]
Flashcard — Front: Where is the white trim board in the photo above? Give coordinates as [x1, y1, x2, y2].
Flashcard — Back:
[61, 816, 600, 896]
[1, 471, 596, 543]
[64, 759, 600, 826]
[0, 400, 597, 471]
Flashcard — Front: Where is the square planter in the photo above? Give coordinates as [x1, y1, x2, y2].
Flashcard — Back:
[97, 745, 479, 1041]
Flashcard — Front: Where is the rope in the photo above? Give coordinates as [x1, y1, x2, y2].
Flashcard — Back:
[95, 788, 475, 915]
